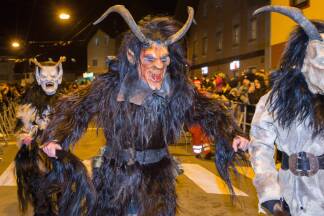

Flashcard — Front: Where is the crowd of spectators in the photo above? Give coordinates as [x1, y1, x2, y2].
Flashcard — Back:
[0, 83, 24, 107]
[190, 71, 269, 105]
[0, 78, 92, 107]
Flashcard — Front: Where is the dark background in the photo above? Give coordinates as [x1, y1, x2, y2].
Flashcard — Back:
[0, 0, 198, 73]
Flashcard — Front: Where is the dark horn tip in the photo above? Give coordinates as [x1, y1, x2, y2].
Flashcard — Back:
[93, 4, 126, 25]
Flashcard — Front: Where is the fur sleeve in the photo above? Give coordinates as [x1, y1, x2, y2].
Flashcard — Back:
[41, 73, 116, 149]
[186, 91, 244, 192]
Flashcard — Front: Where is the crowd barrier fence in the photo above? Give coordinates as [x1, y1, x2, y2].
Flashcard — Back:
[0, 100, 17, 161]
[0, 99, 256, 161]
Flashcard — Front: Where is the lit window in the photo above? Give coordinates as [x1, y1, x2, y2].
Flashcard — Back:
[216, 31, 223, 51]
[250, 18, 257, 40]
[95, 38, 99, 46]
[193, 40, 198, 61]
[92, 59, 98, 66]
[105, 36, 109, 45]
[202, 36, 208, 55]
[233, 25, 240, 45]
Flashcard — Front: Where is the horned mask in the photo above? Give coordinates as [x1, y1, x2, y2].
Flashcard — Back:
[254, 6, 324, 95]
[94, 5, 194, 90]
[30, 56, 65, 95]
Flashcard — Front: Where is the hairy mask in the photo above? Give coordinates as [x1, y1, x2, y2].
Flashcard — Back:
[301, 34, 324, 95]
[253, 5, 324, 95]
[127, 44, 170, 90]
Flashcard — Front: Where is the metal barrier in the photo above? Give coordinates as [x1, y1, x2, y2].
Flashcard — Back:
[0, 99, 18, 161]
[226, 101, 256, 134]
[175, 100, 256, 152]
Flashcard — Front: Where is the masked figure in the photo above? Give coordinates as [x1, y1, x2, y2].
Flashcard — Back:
[14, 57, 95, 216]
[16, 56, 65, 152]
[41, 5, 248, 216]
[250, 6, 324, 216]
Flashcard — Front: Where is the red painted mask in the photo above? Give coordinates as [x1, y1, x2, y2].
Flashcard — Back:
[137, 43, 170, 90]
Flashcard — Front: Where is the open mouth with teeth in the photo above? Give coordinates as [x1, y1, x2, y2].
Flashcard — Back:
[45, 82, 55, 90]
[150, 72, 164, 83]
[46, 82, 54, 87]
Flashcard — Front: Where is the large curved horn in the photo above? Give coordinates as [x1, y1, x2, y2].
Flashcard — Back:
[164, 6, 194, 45]
[93, 5, 151, 45]
[253, 5, 322, 41]
[29, 58, 43, 68]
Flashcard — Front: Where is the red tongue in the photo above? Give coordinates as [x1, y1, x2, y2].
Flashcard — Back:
[152, 73, 162, 82]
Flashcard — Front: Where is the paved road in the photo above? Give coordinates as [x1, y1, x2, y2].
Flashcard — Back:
[0, 129, 261, 216]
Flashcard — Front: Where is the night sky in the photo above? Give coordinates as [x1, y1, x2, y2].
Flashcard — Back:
[0, 0, 198, 58]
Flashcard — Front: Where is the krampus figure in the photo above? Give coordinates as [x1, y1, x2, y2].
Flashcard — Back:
[250, 6, 324, 216]
[15, 57, 95, 216]
[41, 5, 248, 216]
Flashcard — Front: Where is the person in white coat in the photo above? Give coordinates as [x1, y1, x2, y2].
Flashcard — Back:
[250, 6, 324, 216]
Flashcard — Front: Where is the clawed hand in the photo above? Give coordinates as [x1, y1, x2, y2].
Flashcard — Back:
[232, 136, 250, 152]
[41, 141, 62, 158]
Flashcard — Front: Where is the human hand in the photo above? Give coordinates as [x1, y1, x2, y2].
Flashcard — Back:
[41, 141, 62, 158]
[18, 133, 33, 147]
[232, 135, 249, 152]
[262, 200, 291, 216]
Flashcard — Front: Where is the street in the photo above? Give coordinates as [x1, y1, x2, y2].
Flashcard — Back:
[0, 129, 260, 216]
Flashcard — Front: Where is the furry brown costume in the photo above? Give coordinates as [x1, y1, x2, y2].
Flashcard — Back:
[41, 5, 244, 216]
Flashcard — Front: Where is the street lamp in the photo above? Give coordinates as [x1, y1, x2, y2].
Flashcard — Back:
[11, 41, 20, 49]
[59, 12, 70, 20]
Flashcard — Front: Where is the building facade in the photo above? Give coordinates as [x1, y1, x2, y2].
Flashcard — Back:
[270, 0, 324, 68]
[87, 30, 117, 74]
[187, 0, 270, 78]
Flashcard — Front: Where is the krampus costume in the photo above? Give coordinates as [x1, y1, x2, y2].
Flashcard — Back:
[41, 5, 244, 216]
[250, 6, 324, 216]
[15, 57, 95, 215]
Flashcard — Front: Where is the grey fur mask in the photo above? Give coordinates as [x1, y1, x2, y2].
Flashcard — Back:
[301, 34, 324, 95]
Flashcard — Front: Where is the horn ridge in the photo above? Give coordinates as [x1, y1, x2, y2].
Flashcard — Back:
[253, 5, 322, 41]
[29, 58, 43, 68]
[93, 5, 151, 45]
[165, 6, 195, 45]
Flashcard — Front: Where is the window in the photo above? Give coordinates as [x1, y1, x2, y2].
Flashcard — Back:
[105, 36, 109, 46]
[193, 40, 198, 61]
[233, 25, 240, 46]
[95, 38, 99, 46]
[216, 31, 223, 51]
[213, 0, 223, 8]
[202, 36, 208, 56]
[92, 59, 98, 66]
[250, 18, 257, 40]
[202, 1, 208, 17]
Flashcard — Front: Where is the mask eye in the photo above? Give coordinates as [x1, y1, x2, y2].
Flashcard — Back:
[144, 56, 155, 62]
[161, 56, 169, 63]
[40, 74, 47, 79]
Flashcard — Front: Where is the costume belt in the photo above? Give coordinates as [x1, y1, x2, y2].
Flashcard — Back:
[121, 147, 168, 165]
[281, 151, 324, 177]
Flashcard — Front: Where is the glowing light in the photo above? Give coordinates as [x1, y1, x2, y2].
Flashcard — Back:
[59, 13, 70, 20]
[230, 60, 240, 70]
[11, 41, 20, 48]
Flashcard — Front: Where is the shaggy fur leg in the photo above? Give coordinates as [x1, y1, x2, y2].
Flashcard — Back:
[45, 150, 96, 216]
[15, 144, 55, 215]
[92, 157, 133, 216]
[137, 157, 177, 216]
[92, 156, 177, 216]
